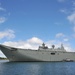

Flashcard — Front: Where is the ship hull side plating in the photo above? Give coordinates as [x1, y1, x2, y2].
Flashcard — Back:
[0, 45, 75, 62]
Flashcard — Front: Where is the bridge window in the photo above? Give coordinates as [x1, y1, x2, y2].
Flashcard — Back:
[51, 53, 55, 55]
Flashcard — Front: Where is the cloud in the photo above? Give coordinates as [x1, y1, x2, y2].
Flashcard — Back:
[72, 26, 75, 37]
[0, 29, 15, 39]
[67, 13, 75, 25]
[56, 33, 65, 38]
[63, 38, 69, 42]
[73, 26, 75, 32]
[56, 33, 69, 42]
[8, 12, 11, 16]
[54, 22, 63, 26]
[0, 3, 1, 6]
[0, 7, 6, 11]
[0, 17, 7, 24]
[57, 0, 66, 2]
[63, 43, 74, 52]
[67, 13, 75, 35]
[27, 37, 43, 44]
[0, 5, 10, 23]
[2, 37, 43, 49]
[60, 9, 66, 13]
[55, 33, 70, 43]
[73, 34, 75, 38]
[72, 1, 75, 6]
[60, 9, 70, 14]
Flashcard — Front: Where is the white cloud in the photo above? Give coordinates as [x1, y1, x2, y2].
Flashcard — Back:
[0, 7, 6, 11]
[3, 41, 36, 49]
[60, 8, 71, 14]
[60, 9, 66, 13]
[67, 13, 75, 24]
[63, 43, 74, 52]
[73, 34, 75, 38]
[44, 40, 72, 52]
[63, 38, 69, 41]
[0, 3, 1, 6]
[27, 37, 43, 44]
[0, 29, 15, 39]
[60, 9, 67, 14]
[0, 17, 7, 24]
[2, 37, 43, 49]
[0, 6, 9, 23]
[8, 12, 11, 16]
[58, 0, 66, 2]
[56, 33, 69, 42]
[72, 1, 75, 6]
[67, 13, 75, 34]
[73, 26, 75, 32]
[54, 22, 63, 26]
[56, 33, 65, 38]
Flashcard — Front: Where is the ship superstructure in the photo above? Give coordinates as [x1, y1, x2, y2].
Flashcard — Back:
[0, 43, 75, 62]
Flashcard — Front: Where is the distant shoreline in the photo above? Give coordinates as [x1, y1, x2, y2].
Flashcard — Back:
[0, 57, 8, 60]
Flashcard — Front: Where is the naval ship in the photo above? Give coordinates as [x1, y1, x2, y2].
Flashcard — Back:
[0, 43, 75, 62]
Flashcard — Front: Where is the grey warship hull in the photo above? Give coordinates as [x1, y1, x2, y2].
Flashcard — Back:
[0, 44, 75, 62]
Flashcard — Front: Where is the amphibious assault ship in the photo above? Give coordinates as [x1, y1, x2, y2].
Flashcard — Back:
[0, 43, 75, 62]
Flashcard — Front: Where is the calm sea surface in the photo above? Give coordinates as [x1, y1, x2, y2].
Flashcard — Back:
[0, 60, 75, 75]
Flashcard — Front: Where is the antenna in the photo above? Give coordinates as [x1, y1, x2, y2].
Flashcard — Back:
[52, 45, 55, 49]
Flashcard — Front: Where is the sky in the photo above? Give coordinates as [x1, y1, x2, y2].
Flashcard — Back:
[0, 0, 75, 57]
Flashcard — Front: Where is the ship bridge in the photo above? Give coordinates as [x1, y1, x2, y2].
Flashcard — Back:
[38, 43, 66, 51]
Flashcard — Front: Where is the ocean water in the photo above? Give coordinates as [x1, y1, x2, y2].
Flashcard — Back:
[0, 60, 75, 75]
